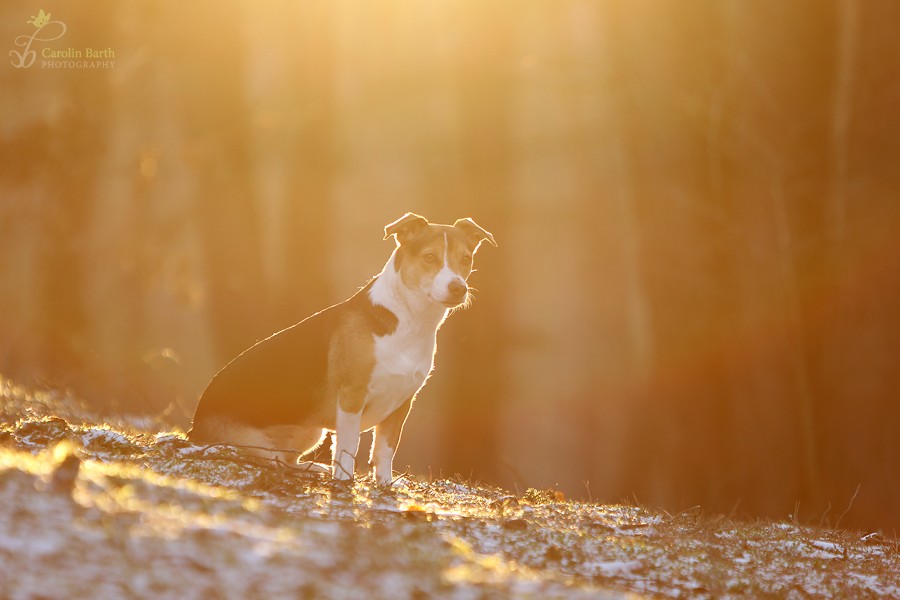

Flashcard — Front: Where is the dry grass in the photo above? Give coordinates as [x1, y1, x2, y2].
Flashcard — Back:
[1, 377, 898, 600]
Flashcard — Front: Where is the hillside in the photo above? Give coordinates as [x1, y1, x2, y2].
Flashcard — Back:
[1, 377, 897, 600]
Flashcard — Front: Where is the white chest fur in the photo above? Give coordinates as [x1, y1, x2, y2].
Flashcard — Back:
[362, 253, 448, 430]
[361, 324, 436, 430]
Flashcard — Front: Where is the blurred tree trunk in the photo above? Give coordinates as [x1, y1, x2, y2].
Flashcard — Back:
[771, 177, 821, 503]
[172, 1, 267, 364]
[279, 2, 336, 327]
[817, 0, 859, 504]
[439, 0, 513, 484]
[719, 0, 833, 514]
[829, 0, 859, 242]
[0, 2, 114, 394]
[612, 143, 656, 383]
[815, 0, 900, 529]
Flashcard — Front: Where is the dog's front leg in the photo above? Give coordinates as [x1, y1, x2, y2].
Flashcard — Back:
[371, 396, 413, 486]
[333, 388, 365, 481]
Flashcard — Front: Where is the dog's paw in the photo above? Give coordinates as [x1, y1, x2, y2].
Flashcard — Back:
[329, 477, 354, 497]
[290, 461, 331, 478]
[302, 461, 332, 472]
[376, 474, 412, 492]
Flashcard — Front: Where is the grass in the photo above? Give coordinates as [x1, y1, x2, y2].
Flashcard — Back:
[1, 376, 898, 600]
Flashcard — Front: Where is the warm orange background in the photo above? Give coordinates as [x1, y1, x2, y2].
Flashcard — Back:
[2, 1, 899, 533]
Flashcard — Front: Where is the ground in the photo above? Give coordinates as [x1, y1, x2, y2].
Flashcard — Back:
[1, 377, 898, 600]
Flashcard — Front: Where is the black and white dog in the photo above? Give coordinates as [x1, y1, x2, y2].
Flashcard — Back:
[189, 213, 496, 484]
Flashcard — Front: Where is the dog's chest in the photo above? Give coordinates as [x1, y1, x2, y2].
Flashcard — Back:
[362, 325, 436, 428]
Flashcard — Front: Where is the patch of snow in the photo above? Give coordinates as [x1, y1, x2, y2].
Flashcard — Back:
[849, 572, 900, 597]
[591, 560, 644, 577]
[811, 540, 839, 551]
[80, 427, 131, 446]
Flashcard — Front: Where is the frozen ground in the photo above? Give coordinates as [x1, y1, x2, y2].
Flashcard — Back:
[1, 378, 898, 600]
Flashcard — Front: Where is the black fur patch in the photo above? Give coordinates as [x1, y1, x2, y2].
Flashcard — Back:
[357, 278, 399, 336]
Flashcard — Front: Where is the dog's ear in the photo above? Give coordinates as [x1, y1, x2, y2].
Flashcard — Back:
[454, 218, 497, 251]
[384, 213, 429, 244]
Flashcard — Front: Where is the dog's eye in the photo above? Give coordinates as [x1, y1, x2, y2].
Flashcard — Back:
[423, 253, 436, 262]
[461, 255, 472, 265]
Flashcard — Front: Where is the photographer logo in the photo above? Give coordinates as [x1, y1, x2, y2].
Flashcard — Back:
[10, 10, 115, 69]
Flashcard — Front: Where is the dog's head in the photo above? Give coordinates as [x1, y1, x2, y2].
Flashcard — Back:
[384, 213, 497, 309]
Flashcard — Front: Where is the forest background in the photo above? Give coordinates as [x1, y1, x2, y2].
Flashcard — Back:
[2, 0, 899, 534]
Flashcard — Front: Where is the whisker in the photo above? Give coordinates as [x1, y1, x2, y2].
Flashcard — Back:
[449, 290, 475, 314]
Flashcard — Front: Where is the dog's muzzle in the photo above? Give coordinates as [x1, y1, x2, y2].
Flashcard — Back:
[444, 280, 468, 306]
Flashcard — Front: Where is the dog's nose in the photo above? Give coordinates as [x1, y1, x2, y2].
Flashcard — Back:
[448, 280, 467, 299]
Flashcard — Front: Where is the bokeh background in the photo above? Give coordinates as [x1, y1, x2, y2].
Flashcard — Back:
[2, 0, 899, 533]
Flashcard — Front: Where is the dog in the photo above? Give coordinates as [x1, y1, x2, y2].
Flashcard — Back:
[188, 213, 496, 485]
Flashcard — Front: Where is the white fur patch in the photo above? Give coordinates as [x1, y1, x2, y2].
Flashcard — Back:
[333, 404, 361, 480]
[364, 324, 434, 431]
[428, 233, 467, 305]
[367, 253, 403, 310]
[364, 248, 448, 431]
[371, 432, 394, 484]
